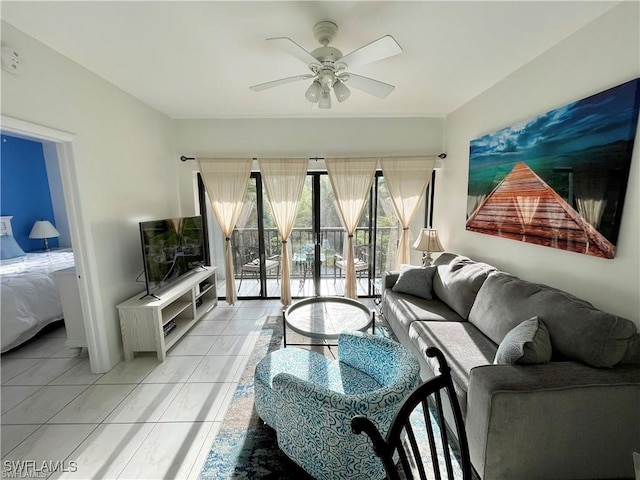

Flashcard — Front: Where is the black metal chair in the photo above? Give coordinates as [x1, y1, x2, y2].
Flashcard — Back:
[334, 243, 370, 284]
[236, 245, 280, 288]
[351, 347, 473, 480]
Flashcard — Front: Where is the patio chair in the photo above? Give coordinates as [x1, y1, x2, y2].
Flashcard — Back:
[237, 245, 280, 288]
[351, 347, 473, 480]
[334, 243, 371, 284]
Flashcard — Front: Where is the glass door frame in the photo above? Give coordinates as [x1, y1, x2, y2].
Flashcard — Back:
[199, 171, 277, 300]
[291, 172, 322, 298]
[199, 169, 401, 300]
[252, 172, 271, 297]
[236, 171, 273, 299]
[311, 173, 321, 296]
[301, 171, 377, 298]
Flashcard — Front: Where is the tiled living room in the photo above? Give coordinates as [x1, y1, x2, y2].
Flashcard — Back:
[1, 300, 291, 479]
[2, 1, 639, 479]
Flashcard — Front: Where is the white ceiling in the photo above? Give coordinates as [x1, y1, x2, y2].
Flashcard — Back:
[1, 1, 619, 119]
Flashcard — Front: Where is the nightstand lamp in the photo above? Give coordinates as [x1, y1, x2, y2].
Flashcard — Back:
[412, 228, 444, 266]
[29, 220, 60, 251]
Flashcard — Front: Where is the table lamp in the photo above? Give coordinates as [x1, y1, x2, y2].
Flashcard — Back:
[29, 220, 60, 251]
[412, 228, 444, 266]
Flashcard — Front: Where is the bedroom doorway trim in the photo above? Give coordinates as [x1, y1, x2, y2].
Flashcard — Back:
[1, 115, 109, 374]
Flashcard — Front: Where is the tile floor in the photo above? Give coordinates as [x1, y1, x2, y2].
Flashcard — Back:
[1, 298, 378, 479]
[0, 300, 284, 479]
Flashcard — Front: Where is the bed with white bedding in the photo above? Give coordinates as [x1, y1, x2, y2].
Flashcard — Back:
[1, 249, 75, 352]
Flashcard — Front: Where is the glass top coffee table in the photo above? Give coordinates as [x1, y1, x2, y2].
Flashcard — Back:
[283, 296, 375, 347]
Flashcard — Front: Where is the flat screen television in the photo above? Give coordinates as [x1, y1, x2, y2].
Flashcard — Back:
[139, 215, 205, 297]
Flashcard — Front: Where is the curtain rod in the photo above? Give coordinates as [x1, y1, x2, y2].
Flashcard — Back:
[180, 153, 446, 162]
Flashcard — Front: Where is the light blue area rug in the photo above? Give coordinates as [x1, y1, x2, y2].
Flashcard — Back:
[199, 315, 312, 479]
[198, 315, 471, 480]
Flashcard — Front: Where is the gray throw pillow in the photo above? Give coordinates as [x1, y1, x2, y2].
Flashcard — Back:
[392, 265, 436, 300]
[494, 316, 552, 365]
[433, 256, 496, 320]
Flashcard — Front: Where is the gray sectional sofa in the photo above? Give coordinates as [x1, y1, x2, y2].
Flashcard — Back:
[382, 252, 640, 480]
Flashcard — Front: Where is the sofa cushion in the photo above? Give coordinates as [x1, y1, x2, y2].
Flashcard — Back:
[469, 272, 637, 368]
[392, 265, 437, 300]
[432, 255, 496, 320]
[409, 320, 496, 415]
[383, 290, 464, 334]
[494, 316, 552, 365]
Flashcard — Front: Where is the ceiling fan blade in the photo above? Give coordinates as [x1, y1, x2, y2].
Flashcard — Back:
[345, 73, 395, 98]
[250, 74, 314, 92]
[267, 37, 320, 66]
[338, 35, 402, 69]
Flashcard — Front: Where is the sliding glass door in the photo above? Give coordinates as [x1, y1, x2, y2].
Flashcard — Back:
[318, 174, 375, 296]
[230, 173, 293, 299]
[201, 171, 401, 300]
[290, 173, 393, 297]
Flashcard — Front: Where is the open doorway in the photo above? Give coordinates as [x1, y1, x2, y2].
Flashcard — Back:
[1, 134, 71, 250]
[1, 115, 107, 373]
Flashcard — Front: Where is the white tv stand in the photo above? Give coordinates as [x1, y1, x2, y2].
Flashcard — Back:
[117, 266, 217, 362]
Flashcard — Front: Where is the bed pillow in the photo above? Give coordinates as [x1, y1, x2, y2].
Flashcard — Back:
[0, 235, 26, 259]
[494, 316, 552, 365]
[392, 265, 437, 300]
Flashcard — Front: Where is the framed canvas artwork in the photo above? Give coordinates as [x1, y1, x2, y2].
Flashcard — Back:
[466, 78, 640, 258]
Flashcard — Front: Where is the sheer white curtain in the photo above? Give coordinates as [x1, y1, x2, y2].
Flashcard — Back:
[381, 157, 435, 268]
[258, 158, 309, 306]
[515, 195, 540, 241]
[576, 198, 607, 229]
[326, 157, 378, 299]
[574, 172, 607, 230]
[198, 158, 252, 305]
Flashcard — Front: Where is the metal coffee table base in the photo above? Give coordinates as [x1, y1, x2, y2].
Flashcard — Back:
[283, 296, 375, 348]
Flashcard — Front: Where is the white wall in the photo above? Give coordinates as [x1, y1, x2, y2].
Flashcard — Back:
[1, 22, 180, 371]
[437, 2, 640, 326]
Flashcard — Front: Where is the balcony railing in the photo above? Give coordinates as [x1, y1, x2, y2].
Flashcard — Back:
[231, 226, 397, 279]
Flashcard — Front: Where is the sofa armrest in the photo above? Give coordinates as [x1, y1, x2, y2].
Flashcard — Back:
[466, 362, 640, 479]
[382, 270, 399, 289]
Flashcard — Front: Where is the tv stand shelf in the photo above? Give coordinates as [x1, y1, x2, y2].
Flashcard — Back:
[117, 267, 217, 362]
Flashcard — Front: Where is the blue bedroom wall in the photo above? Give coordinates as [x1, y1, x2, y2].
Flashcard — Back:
[1, 134, 59, 251]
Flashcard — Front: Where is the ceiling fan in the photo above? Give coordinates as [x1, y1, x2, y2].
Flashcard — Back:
[249, 21, 403, 109]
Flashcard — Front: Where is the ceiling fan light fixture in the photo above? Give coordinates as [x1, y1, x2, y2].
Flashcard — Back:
[251, 23, 402, 110]
[319, 90, 331, 109]
[305, 80, 322, 103]
[332, 79, 350, 102]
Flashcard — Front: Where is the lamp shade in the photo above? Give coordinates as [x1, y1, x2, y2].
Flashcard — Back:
[305, 80, 322, 103]
[332, 79, 351, 102]
[29, 220, 60, 239]
[412, 228, 444, 253]
[318, 90, 331, 109]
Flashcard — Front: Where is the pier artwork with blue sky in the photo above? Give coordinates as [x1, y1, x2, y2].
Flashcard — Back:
[466, 78, 640, 257]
